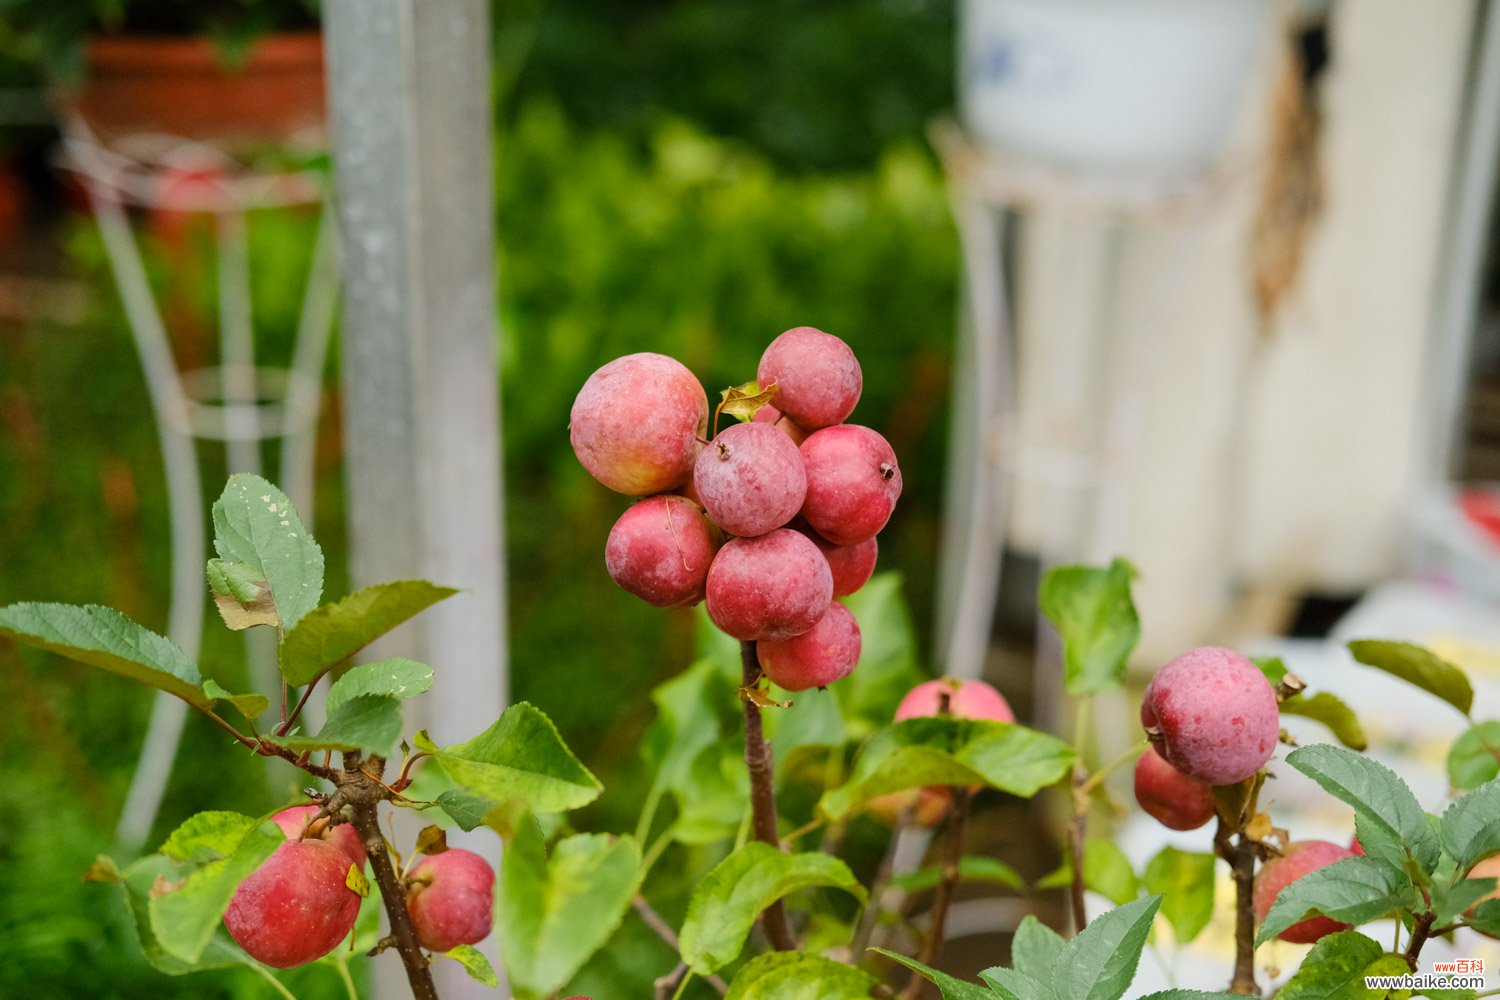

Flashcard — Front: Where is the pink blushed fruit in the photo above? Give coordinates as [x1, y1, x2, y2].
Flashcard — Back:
[791, 520, 877, 597]
[223, 839, 362, 968]
[272, 804, 365, 867]
[895, 678, 1015, 723]
[693, 421, 807, 537]
[1253, 840, 1355, 944]
[866, 786, 952, 828]
[1140, 646, 1279, 786]
[1134, 746, 1215, 831]
[757, 326, 862, 429]
[799, 425, 902, 545]
[758, 601, 861, 691]
[570, 353, 708, 495]
[605, 496, 720, 608]
[753, 403, 808, 446]
[406, 848, 496, 953]
[705, 529, 833, 641]
[1466, 855, 1500, 918]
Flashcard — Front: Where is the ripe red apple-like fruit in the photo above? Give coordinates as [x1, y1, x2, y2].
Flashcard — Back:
[605, 496, 720, 608]
[1465, 855, 1500, 917]
[753, 403, 808, 446]
[791, 520, 877, 597]
[758, 601, 861, 691]
[1140, 646, 1279, 786]
[799, 425, 902, 545]
[1253, 840, 1355, 944]
[757, 327, 862, 429]
[223, 839, 362, 968]
[1134, 746, 1215, 831]
[866, 785, 952, 828]
[272, 804, 365, 867]
[406, 848, 496, 953]
[895, 678, 1015, 723]
[693, 421, 807, 537]
[570, 353, 708, 495]
[705, 529, 833, 641]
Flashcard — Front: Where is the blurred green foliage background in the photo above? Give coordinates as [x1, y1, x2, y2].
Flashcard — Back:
[0, 1, 961, 995]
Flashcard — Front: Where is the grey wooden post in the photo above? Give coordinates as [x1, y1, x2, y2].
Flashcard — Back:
[324, 2, 508, 995]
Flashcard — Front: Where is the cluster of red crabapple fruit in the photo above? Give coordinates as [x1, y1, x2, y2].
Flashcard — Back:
[570, 326, 903, 691]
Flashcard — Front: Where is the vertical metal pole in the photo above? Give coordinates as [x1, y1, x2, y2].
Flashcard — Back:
[324, 2, 508, 997]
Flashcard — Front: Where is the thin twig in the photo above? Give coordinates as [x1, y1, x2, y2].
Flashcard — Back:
[1214, 817, 1259, 996]
[279, 668, 331, 736]
[1404, 911, 1436, 969]
[851, 801, 916, 959]
[632, 897, 729, 996]
[1068, 698, 1092, 934]
[655, 961, 690, 1000]
[740, 640, 798, 951]
[900, 787, 973, 1000]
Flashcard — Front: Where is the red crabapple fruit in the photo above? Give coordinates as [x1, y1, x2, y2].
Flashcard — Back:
[791, 520, 877, 597]
[757, 327, 862, 429]
[1466, 855, 1500, 917]
[895, 678, 1015, 723]
[223, 839, 362, 968]
[605, 496, 720, 608]
[799, 425, 902, 545]
[758, 600, 861, 691]
[570, 353, 708, 495]
[271, 804, 365, 867]
[1140, 646, 1279, 786]
[866, 785, 952, 828]
[1134, 746, 1215, 831]
[406, 848, 496, 953]
[753, 402, 808, 445]
[1253, 840, 1355, 943]
[705, 529, 832, 641]
[693, 421, 807, 537]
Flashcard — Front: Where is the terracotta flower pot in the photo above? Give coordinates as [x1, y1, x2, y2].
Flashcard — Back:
[61, 32, 326, 147]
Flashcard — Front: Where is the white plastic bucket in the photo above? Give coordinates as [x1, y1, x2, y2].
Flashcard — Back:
[959, 0, 1273, 179]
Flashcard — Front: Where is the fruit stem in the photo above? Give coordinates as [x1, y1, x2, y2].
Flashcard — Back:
[739, 639, 799, 951]
[343, 753, 440, 1000]
[900, 786, 973, 1000]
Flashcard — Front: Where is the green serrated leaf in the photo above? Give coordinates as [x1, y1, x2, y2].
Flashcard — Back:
[1347, 640, 1473, 716]
[0, 602, 208, 707]
[273, 694, 403, 757]
[160, 811, 259, 864]
[1051, 895, 1160, 1000]
[679, 842, 866, 974]
[1038, 558, 1140, 696]
[1143, 847, 1216, 944]
[980, 966, 1055, 1000]
[671, 740, 750, 845]
[1269, 929, 1382, 999]
[443, 944, 499, 987]
[435, 791, 490, 832]
[1433, 876, 1496, 926]
[1448, 722, 1500, 791]
[212, 475, 323, 633]
[889, 856, 1026, 895]
[1468, 898, 1500, 936]
[871, 948, 998, 1000]
[1135, 993, 1247, 1000]
[497, 820, 640, 998]
[819, 716, 1074, 819]
[1255, 857, 1408, 946]
[202, 679, 270, 722]
[724, 951, 879, 999]
[1252, 656, 1289, 685]
[325, 658, 434, 715]
[834, 573, 926, 737]
[1280, 692, 1368, 751]
[1084, 838, 1139, 907]
[1287, 744, 1440, 874]
[1439, 778, 1500, 870]
[115, 856, 252, 976]
[415, 703, 602, 816]
[278, 579, 456, 686]
[1010, 914, 1065, 981]
[718, 379, 779, 422]
[150, 819, 285, 964]
[206, 559, 279, 630]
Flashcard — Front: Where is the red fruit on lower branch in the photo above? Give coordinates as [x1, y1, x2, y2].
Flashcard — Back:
[570, 353, 708, 495]
[693, 421, 807, 537]
[1140, 646, 1279, 786]
[271, 804, 366, 867]
[758, 600, 862, 691]
[406, 848, 496, 953]
[1133, 746, 1215, 831]
[866, 785, 952, 828]
[791, 520, 878, 597]
[752, 403, 808, 445]
[223, 839, 362, 968]
[605, 495, 720, 608]
[799, 424, 902, 545]
[895, 678, 1015, 723]
[1253, 840, 1355, 943]
[705, 528, 833, 641]
[757, 326, 862, 429]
